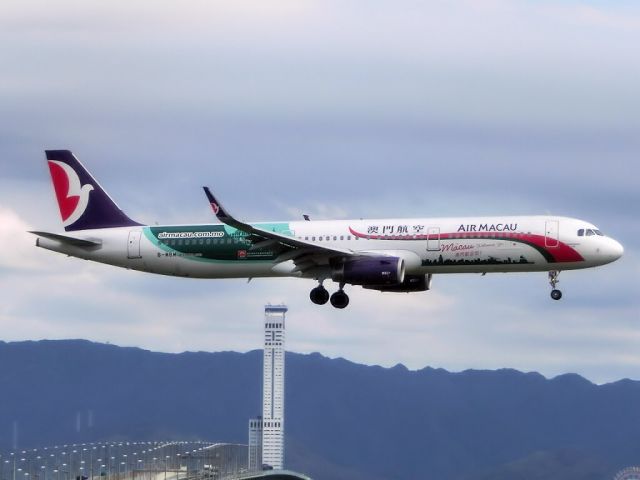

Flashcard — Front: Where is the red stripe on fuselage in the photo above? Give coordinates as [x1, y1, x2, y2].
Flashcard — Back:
[347, 227, 583, 263]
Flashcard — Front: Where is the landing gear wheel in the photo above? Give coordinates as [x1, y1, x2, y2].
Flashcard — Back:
[551, 289, 562, 301]
[548, 270, 562, 301]
[330, 290, 350, 309]
[310, 285, 330, 305]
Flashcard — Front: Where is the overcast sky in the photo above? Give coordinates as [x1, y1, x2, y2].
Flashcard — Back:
[1, 0, 638, 384]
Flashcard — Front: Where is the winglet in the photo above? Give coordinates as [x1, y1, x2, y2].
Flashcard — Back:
[203, 186, 240, 227]
[201, 186, 353, 256]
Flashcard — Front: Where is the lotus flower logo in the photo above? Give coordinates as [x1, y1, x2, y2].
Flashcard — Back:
[210, 202, 220, 215]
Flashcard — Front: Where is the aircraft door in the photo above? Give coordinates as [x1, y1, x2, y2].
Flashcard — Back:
[127, 230, 142, 259]
[427, 227, 441, 251]
[545, 220, 559, 247]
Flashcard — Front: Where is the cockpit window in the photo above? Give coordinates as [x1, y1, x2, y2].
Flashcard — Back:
[579, 228, 604, 237]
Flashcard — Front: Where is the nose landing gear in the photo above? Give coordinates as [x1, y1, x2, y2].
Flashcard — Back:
[548, 270, 562, 300]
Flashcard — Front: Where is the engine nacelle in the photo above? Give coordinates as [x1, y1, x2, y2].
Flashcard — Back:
[332, 256, 405, 286]
[364, 274, 432, 292]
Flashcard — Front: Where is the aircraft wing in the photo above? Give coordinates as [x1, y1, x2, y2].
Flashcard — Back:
[202, 187, 356, 269]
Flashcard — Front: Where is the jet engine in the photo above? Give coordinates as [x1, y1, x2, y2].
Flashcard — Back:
[363, 274, 432, 292]
[332, 256, 405, 286]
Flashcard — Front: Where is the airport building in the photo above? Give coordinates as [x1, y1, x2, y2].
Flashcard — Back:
[261, 304, 287, 470]
[248, 416, 263, 471]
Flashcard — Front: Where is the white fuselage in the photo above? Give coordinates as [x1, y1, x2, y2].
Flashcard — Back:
[36, 215, 623, 281]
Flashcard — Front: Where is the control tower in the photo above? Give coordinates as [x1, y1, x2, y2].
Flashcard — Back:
[262, 304, 287, 470]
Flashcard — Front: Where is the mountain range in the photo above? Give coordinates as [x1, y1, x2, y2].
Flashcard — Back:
[0, 340, 639, 480]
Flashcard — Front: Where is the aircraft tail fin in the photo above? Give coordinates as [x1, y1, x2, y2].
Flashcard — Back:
[45, 150, 142, 231]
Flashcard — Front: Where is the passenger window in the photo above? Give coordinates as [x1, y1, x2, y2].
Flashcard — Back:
[305, 236, 309, 241]
[312, 236, 316, 241]
[577, 229, 584, 237]
[347, 236, 351, 240]
[333, 236, 337, 241]
[340, 236, 344, 240]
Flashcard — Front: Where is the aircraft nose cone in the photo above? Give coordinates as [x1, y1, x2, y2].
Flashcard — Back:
[603, 238, 624, 263]
[611, 238, 624, 260]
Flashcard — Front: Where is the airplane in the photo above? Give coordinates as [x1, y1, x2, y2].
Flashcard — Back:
[32, 150, 624, 309]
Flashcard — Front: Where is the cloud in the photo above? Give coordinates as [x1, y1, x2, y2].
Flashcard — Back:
[280, 202, 350, 222]
[1, 0, 639, 130]
[0, 206, 42, 270]
[0, 0, 639, 384]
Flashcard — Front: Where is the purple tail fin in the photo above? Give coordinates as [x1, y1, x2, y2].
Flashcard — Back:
[45, 150, 142, 232]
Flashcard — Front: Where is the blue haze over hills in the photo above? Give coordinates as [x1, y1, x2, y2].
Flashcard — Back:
[1, 340, 639, 480]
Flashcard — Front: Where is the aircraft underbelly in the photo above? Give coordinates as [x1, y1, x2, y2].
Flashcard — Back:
[141, 255, 278, 279]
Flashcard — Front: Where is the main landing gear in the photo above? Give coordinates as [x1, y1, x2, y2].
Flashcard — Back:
[548, 270, 562, 300]
[330, 289, 349, 309]
[310, 282, 349, 309]
[309, 284, 330, 305]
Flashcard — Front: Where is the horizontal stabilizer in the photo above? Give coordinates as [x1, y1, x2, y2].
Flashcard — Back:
[30, 231, 101, 247]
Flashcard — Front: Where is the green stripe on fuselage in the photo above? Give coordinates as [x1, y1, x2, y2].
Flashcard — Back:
[144, 223, 293, 263]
